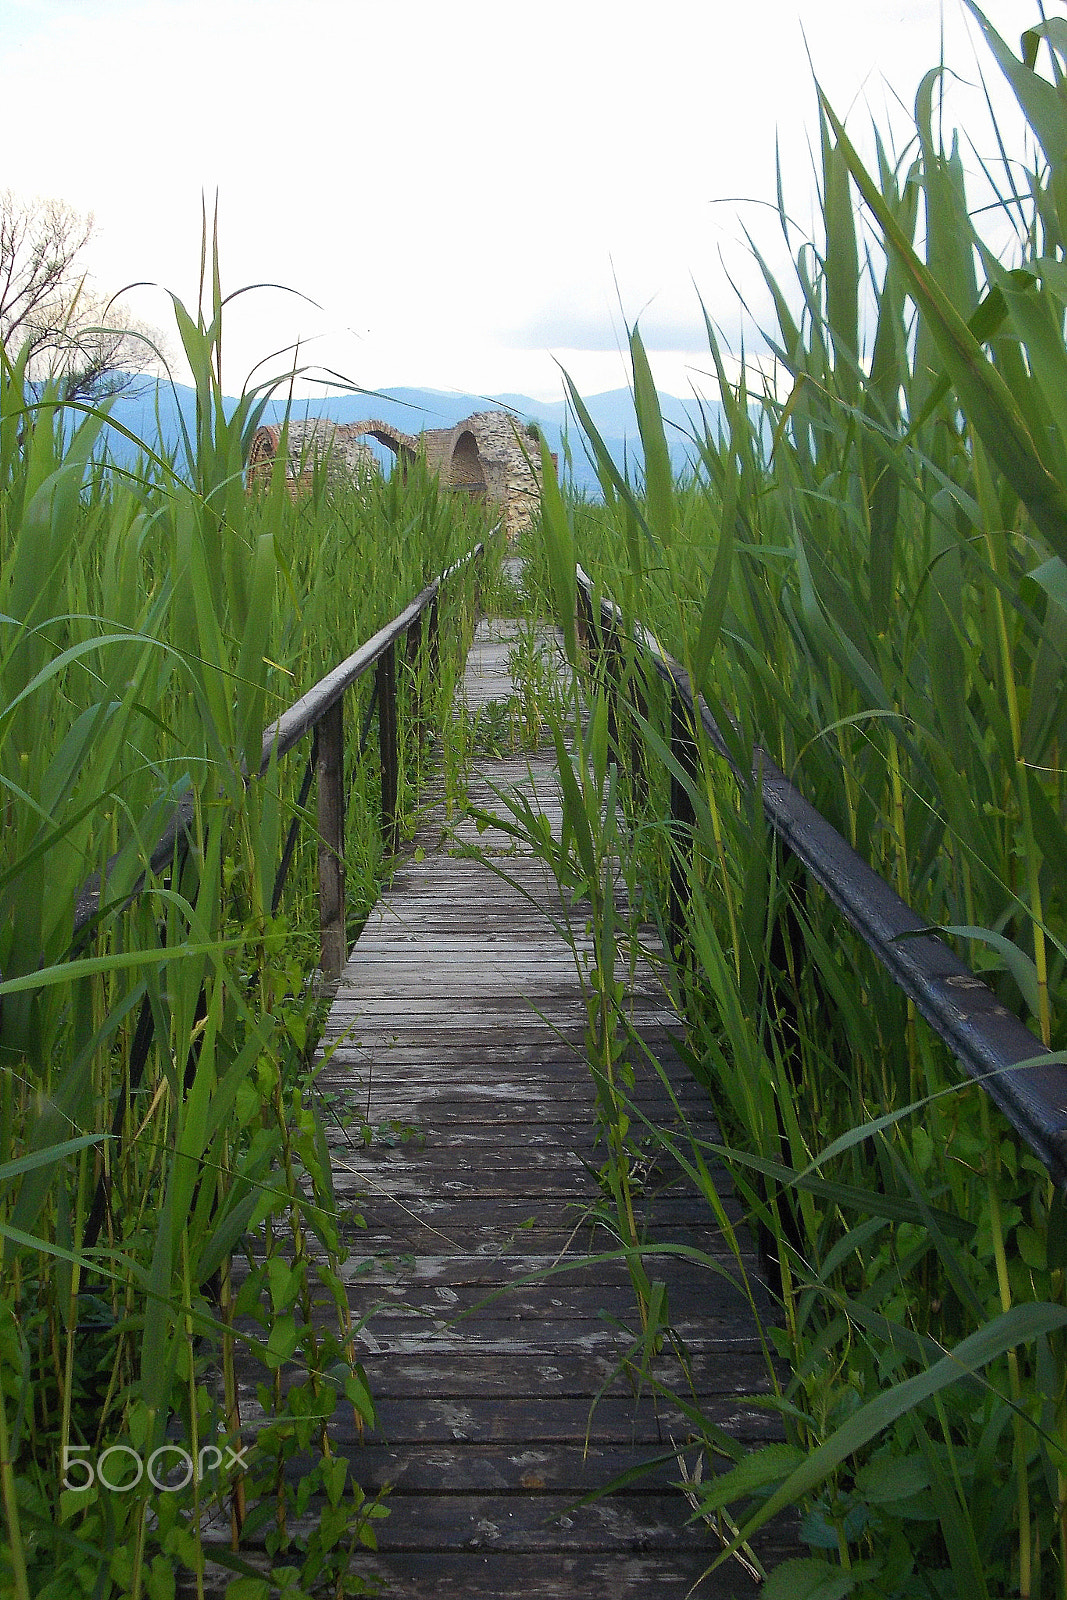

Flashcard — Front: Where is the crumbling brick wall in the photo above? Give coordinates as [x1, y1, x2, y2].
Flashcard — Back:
[248, 410, 550, 538]
[247, 421, 381, 494]
[451, 411, 544, 539]
[285, 420, 380, 482]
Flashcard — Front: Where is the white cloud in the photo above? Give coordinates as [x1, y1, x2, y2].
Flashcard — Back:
[0, 0, 1042, 398]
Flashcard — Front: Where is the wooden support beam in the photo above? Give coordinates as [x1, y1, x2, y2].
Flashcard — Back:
[377, 641, 400, 857]
[406, 612, 425, 750]
[317, 697, 346, 980]
[668, 687, 697, 958]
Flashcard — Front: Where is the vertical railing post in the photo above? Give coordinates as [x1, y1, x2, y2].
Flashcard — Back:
[668, 684, 698, 958]
[472, 541, 484, 617]
[603, 616, 622, 765]
[426, 595, 440, 685]
[377, 641, 400, 856]
[628, 660, 649, 811]
[407, 612, 424, 750]
[575, 581, 594, 657]
[317, 697, 346, 982]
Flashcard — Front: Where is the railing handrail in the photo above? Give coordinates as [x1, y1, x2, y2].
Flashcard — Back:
[575, 565, 1067, 1190]
[72, 535, 491, 938]
[71, 527, 493, 1252]
[260, 543, 485, 772]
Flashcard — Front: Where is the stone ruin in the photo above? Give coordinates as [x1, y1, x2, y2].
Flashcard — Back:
[246, 419, 410, 495]
[247, 410, 549, 540]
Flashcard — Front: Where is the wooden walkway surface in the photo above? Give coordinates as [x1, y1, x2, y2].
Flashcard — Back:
[307, 617, 793, 1596]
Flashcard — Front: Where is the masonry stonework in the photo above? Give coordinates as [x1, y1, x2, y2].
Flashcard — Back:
[248, 410, 548, 538]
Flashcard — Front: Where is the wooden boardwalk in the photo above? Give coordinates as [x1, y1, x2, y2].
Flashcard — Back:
[307, 617, 793, 1596]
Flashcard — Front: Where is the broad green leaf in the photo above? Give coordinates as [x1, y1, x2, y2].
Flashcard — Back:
[715, 1303, 1067, 1570]
[820, 90, 1067, 562]
[695, 1442, 806, 1513]
[760, 1558, 859, 1600]
[1029, 554, 1067, 612]
[630, 325, 673, 547]
[854, 1453, 929, 1505]
[940, 923, 1041, 1019]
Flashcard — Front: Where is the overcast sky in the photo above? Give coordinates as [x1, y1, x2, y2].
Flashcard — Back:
[0, 0, 1041, 403]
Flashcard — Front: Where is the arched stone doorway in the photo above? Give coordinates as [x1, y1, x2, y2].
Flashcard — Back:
[448, 430, 487, 499]
[350, 423, 419, 479]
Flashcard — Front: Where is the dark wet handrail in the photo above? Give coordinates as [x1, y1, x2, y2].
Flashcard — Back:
[72, 536, 492, 943]
[575, 565, 1067, 1190]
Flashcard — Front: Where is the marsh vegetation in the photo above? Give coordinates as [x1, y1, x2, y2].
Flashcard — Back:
[0, 236, 492, 1596]
[514, 7, 1067, 1595]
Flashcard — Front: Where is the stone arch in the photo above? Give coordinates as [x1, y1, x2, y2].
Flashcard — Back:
[247, 425, 281, 488]
[346, 421, 420, 473]
[247, 419, 409, 493]
[447, 429, 487, 498]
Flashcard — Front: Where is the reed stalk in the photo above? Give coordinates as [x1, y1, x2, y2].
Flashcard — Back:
[0, 218, 488, 1593]
[522, 8, 1067, 1589]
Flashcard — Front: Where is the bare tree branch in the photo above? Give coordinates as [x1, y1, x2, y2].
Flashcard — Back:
[0, 189, 163, 402]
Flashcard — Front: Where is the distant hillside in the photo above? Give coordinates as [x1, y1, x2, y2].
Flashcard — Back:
[100, 380, 719, 499]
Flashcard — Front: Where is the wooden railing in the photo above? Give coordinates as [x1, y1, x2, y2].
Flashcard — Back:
[576, 566, 1067, 1191]
[74, 535, 491, 975]
[75, 534, 491, 1251]
[258, 537, 491, 979]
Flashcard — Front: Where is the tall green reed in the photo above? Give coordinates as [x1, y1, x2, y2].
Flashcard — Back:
[0, 226, 487, 1597]
[522, 9, 1067, 1594]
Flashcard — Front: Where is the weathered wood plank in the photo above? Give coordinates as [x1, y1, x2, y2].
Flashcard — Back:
[313, 1193, 737, 1229]
[315, 1088, 711, 1120]
[241, 615, 797, 1596]
[337, 1392, 783, 1446]
[197, 1546, 789, 1600]
[248, 1345, 777, 1402]
[333, 1548, 790, 1600]
[283, 1488, 717, 1551]
[309, 1279, 762, 1326]
[326, 1441, 707, 1494]
[302, 1314, 768, 1358]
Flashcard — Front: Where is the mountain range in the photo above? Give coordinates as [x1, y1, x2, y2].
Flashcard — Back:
[100, 380, 719, 499]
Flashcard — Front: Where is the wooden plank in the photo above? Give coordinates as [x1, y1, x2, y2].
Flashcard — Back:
[236, 615, 798, 1595]
[315, 1064, 707, 1094]
[324, 1124, 705, 1154]
[302, 1327, 768, 1364]
[239, 1348, 776, 1400]
[314, 1085, 712, 1116]
[246, 1246, 747, 1289]
[325, 1548, 789, 1600]
[319, 1280, 763, 1326]
[329, 1212, 743, 1249]
[323, 1441, 711, 1494]
[195, 1546, 790, 1600]
[310, 1194, 738, 1229]
[321, 1030, 671, 1056]
[267, 1489, 716, 1552]
[319, 1087, 705, 1112]
[335, 1392, 783, 1446]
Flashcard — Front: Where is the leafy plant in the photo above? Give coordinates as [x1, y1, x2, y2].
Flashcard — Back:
[515, 8, 1067, 1594]
[0, 221, 486, 1596]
